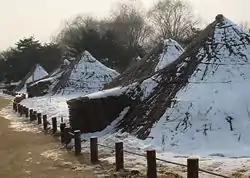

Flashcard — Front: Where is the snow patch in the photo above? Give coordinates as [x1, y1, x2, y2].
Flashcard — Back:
[155, 39, 184, 71]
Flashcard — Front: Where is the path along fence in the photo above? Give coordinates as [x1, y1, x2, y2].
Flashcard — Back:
[12, 101, 230, 178]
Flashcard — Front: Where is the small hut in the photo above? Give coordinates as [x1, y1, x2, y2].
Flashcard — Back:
[27, 51, 119, 97]
[14, 64, 48, 93]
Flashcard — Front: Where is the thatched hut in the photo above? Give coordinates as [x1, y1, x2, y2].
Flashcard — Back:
[68, 14, 250, 151]
[27, 51, 119, 97]
[14, 64, 48, 93]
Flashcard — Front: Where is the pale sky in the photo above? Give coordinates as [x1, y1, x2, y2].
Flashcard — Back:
[0, 0, 249, 50]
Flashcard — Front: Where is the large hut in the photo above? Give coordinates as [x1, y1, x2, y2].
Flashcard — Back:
[69, 14, 250, 154]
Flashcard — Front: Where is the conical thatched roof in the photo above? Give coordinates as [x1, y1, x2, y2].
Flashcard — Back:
[14, 64, 48, 92]
[27, 51, 119, 96]
[106, 39, 183, 88]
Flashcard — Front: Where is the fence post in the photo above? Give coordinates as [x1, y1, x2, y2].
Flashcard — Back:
[17, 104, 20, 114]
[29, 109, 33, 122]
[14, 103, 18, 112]
[74, 130, 81, 156]
[12, 102, 16, 111]
[42, 115, 48, 131]
[60, 123, 66, 144]
[37, 113, 42, 125]
[52, 117, 57, 134]
[64, 126, 71, 146]
[22, 106, 26, 117]
[187, 157, 199, 178]
[19, 105, 23, 116]
[147, 149, 157, 178]
[32, 111, 37, 121]
[115, 142, 124, 171]
[90, 137, 98, 163]
[25, 108, 29, 118]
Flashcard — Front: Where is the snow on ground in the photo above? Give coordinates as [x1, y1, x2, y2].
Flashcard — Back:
[20, 93, 87, 125]
[0, 94, 250, 177]
[0, 91, 15, 101]
[154, 39, 184, 72]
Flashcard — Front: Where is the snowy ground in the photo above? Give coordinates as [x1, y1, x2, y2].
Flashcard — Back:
[1, 91, 250, 177]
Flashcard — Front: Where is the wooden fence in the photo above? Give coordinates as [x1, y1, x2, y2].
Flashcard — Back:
[12, 101, 229, 178]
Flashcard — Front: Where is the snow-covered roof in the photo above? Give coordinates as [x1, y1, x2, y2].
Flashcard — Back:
[15, 64, 48, 92]
[154, 39, 183, 71]
[27, 51, 120, 96]
[106, 38, 183, 88]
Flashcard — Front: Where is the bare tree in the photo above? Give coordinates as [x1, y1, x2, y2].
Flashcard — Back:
[108, 1, 153, 56]
[53, 0, 153, 70]
[54, 15, 101, 57]
[148, 0, 199, 43]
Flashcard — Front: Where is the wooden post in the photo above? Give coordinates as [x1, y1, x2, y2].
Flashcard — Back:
[14, 103, 18, 112]
[14, 102, 17, 112]
[187, 157, 199, 178]
[37, 113, 42, 125]
[17, 104, 20, 114]
[90, 137, 98, 163]
[22, 106, 26, 116]
[52, 117, 57, 134]
[64, 126, 71, 146]
[115, 142, 124, 171]
[19, 105, 23, 116]
[12, 102, 15, 111]
[32, 111, 37, 121]
[147, 150, 157, 178]
[29, 109, 33, 122]
[60, 123, 66, 144]
[25, 108, 29, 118]
[42, 115, 48, 131]
[74, 130, 81, 156]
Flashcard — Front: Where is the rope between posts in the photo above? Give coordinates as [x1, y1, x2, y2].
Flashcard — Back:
[83, 140, 229, 178]
[198, 168, 229, 178]
[155, 158, 229, 178]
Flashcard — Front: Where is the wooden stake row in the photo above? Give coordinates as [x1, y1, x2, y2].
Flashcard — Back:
[13, 101, 199, 178]
[13, 102, 57, 132]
